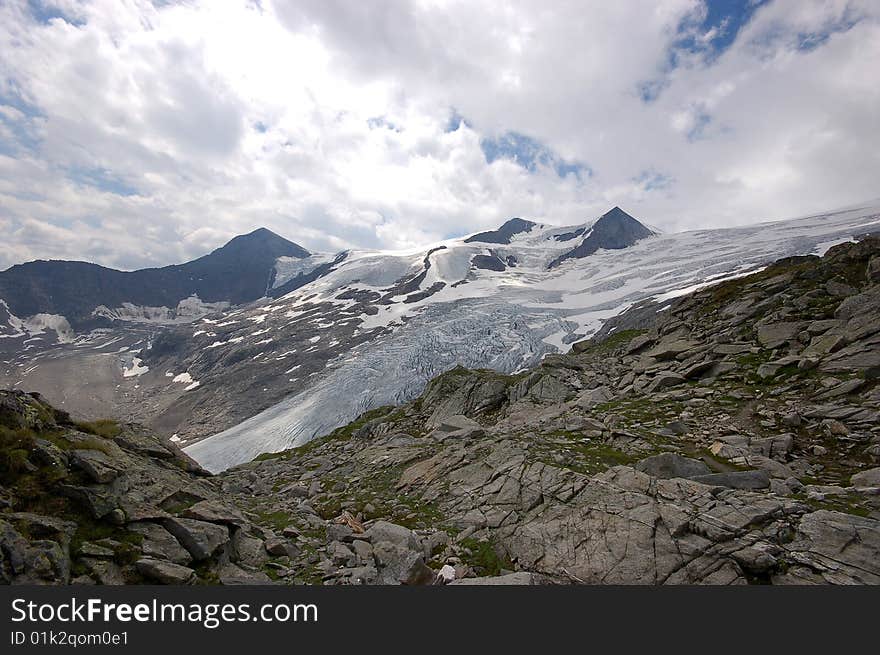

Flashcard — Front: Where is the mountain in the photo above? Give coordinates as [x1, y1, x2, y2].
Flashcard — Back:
[174, 203, 877, 470]
[2, 235, 879, 585]
[0, 227, 310, 330]
[3, 203, 879, 474]
[548, 206, 656, 268]
[464, 217, 537, 244]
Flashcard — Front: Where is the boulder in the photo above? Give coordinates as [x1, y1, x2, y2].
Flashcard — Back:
[646, 339, 699, 361]
[851, 467, 880, 488]
[264, 537, 300, 558]
[160, 518, 230, 561]
[373, 542, 434, 585]
[363, 521, 421, 551]
[756, 322, 804, 349]
[648, 372, 686, 391]
[803, 334, 847, 357]
[70, 449, 120, 484]
[135, 558, 196, 584]
[128, 522, 192, 566]
[683, 360, 717, 379]
[634, 453, 710, 479]
[180, 500, 248, 528]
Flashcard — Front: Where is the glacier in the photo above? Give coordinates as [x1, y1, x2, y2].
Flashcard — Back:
[185, 202, 880, 472]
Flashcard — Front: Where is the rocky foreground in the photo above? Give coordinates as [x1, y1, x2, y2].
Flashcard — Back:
[2, 237, 880, 585]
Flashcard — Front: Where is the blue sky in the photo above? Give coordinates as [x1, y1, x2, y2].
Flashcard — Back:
[0, 0, 878, 269]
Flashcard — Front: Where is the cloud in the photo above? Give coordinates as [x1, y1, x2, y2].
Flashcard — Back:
[0, 0, 877, 270]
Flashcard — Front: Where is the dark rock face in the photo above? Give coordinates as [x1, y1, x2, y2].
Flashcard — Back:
[549, 207, 655, 268]
[465, 218, 536, 244]
[472, 254, 507, 271]
[0, 228, 309, 328]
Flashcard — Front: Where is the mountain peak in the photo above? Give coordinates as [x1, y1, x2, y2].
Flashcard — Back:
[465, 217, 537, 244]
[549, 207, 654, 268]
[217, 228, 310, 260]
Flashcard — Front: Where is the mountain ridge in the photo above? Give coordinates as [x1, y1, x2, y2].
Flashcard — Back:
[0, 227, 309, 328]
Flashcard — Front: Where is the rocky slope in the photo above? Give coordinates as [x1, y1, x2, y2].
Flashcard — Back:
[0, 390, 274, 584]
[4, 235, 878, 585]
[217, 235, 880, 585]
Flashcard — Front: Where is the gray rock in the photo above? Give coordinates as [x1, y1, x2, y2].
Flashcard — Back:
[80, 558, 125, 585]
[264, 537, 300, 558]
[135, 558, 196, 584]
[180, 500, 248, 527]
[635, 453, 710, 479]
[803, 334, 847, 357]
[78, 542, 115, 559]
[777, 510, 880, 584]
[31, 438, 69, 470]
[160, 518, 230, 561]
[363, 521, 421, 551]
[683, 360, 717, 379]
[851, 467, 880, 488]
[868, 256, 880, 283]
[648, 372, 687, 391]
[373, 542, 434, 585]
[689, 470, 771, 489]
[647, 339, 699, 360]
[128, 522, 192, 565]
[328, 540, 355, 565]
[757, 322, 804, 349]
[217, 563, 272, 585]
[575, 386, 612, 408]
[451, 572, 548, 585]
[434, 414, 481, 433]
[69, 449, 121, 484]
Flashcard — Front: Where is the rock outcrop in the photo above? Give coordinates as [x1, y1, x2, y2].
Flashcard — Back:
[0, 391, 271, 584]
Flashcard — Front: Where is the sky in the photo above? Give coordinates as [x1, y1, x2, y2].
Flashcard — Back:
[0, 0, 878, 270]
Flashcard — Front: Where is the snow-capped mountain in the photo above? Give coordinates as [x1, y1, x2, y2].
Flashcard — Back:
[0, 227, 310, 336]
[3, 203, 880, 473]
[174, 203, 880, 472]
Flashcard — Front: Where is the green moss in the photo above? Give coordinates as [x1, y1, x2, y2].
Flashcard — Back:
[794, 492, 871, 518]
[255, 510, 295, 532]
[459, 538, 514, 576]
[252, 450, 292, 463]
[309, 465, 446, 530]
[74, 419, 122, 439]
[0, 425, 37, 484]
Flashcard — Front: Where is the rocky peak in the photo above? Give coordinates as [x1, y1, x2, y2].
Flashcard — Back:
[208, 227, 310, 261]
[464, 217, 537, 244]
[549, 206, 655, 268]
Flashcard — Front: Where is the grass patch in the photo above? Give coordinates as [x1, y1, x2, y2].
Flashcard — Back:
[75, 419, 122, 439]
[0, 425, 36, 484]
[459, 538, 514, 577]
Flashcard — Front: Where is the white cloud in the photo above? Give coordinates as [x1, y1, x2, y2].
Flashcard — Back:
[0, 0, 877, 270]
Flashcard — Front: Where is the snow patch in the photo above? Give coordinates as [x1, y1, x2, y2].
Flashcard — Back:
[123, 357, 149, 377]
[93, 295, 230, 324]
